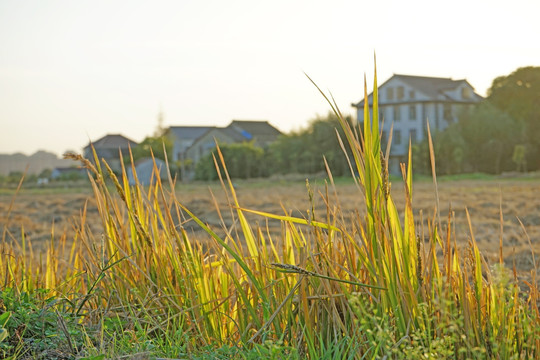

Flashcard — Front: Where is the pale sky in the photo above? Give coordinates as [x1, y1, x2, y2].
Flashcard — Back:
[1, 0, 539, 156]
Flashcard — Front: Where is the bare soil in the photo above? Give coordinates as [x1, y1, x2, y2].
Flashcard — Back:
[1, 178, 539, 276]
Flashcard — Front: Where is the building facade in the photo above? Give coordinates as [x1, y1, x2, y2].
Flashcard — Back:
[352, 74, 483, 174]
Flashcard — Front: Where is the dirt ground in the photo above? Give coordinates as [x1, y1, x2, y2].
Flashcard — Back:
[1, 177, 539, 277]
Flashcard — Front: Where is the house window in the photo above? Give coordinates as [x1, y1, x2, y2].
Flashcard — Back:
[409, 90, 415, 99]
[387, 88, 394, 101]
[461, 87, 471, 99]
[409, 105, 416, 120]
[394, 129, 402, 145]
[393, 105, 401, 121]
[397, 86, 404, 100]
[410, 129, 417, 143]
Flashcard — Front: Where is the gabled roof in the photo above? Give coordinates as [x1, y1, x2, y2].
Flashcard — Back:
[85, 134, 138, 150]
[392, 74, 467, 97]
[166, 126, 216, 153]
[219, 127, 250, 142]
[352, 74, 482, 107]
[228, 120, 282, 138]
[167, 126, 215, 141]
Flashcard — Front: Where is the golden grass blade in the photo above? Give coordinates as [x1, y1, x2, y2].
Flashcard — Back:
[426, 121, 441, 229]
[236, 207, 342, 233]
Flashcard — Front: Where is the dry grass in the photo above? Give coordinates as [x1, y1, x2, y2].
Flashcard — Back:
[2, 179, 539, 273]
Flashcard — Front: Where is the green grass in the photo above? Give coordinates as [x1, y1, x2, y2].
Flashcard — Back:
[0, 66, 539, 359]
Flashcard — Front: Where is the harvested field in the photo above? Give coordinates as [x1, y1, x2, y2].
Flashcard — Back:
[1, 177, 539, 276]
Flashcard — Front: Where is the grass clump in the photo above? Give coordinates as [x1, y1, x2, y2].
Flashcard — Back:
[0, 64, 539, 359]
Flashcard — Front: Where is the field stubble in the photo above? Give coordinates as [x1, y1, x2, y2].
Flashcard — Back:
[1, 177, 539, 280]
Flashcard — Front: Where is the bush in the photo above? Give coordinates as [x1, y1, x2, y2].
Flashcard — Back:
[195, 142, 264, 180]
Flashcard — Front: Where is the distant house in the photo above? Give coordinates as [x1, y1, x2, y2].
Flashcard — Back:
[227, 120, 282, 148]
[83, 134, 138, 173]
[185, 127, 245, 164]
[352, 74, 483, 173]
[166, 120, 282, 180]
[166, 126, 215, 164]
[126, 157, 168, 186]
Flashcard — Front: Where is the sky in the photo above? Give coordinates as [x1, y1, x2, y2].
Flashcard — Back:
[1, 0, 539, 156]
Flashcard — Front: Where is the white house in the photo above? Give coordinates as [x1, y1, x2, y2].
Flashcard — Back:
[352, 74, 483, 174]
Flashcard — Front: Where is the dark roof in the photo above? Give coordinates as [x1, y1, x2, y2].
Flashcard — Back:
[167, 126, 214, 141]
[392, 74, 467, 96]
[85, 134, 138, 150]
[228, 120, 282, 137]
[219, 127, 249, 142]
[353, 74, 482, 107]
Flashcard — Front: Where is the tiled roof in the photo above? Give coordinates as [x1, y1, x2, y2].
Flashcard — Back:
[167, 126, 214, 141]
[393, 74, 466, 97]
[219, 127, 249, 142]
[85, 134, 138, 150]
[228, 120, 282, 137]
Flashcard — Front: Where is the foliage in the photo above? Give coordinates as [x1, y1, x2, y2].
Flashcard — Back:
[6, 172, 24, 184]
[513, 144, 527, 172]
[456, 102, 520, 174]
[0, 288, 87, 359]
[487, 66, 540, 169]
[38, 169, 52, 179]
[56, 169, 86, 182]
[267, 112, 355, 176]
[414, 102, 520, 175]
[422, 124, 467, 175]
[195, 141, 264, 180]
[129, 135, 173, 163]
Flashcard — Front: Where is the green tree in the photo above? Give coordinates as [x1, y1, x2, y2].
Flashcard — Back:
[266, 112, 355, 176]
[434, 125, 467, 175]
[195, 142, 264, 180]
[512, 145, 527, 172]
[412, 102, 520, 175]
[457, 102, 520, 174]
[130, 136, 172, 163]
[57, 169, 85, 181]
[266, 133, 304, 174]
[6, 171, 24, 184]
[487, 66, 540, 169]
[38, 168, 52, 179]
